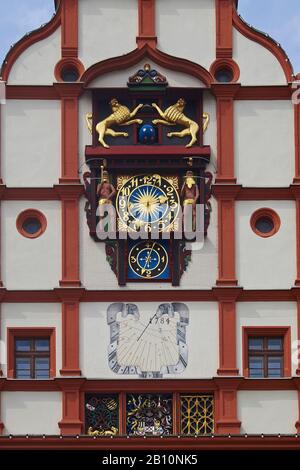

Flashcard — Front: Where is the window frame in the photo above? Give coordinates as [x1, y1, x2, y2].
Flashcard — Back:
[242, 326, 291, 378]
[7, 328, 56, 379]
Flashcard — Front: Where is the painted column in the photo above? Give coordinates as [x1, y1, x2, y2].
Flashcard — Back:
[216, 0, 233, 58]
[61, 0, 78, 58]
[58, 378, 85, 435]
[213, 287, 242, 376]
[137, 0, 157, 48]
[214, 378, 242, 434]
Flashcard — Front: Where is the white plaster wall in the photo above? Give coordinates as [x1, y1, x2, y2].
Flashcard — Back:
[78, 0, 137, 70]
[1, 392, 61, 435]
[236, 302, 297, 376]
[238, 391, 298, 434]
[8, 28, 60, 85]
[236, 201, 296, 289]
[0, 303, 62, 375]
[87, 59, 205, 88]
[80, 195, 218, 290]
[156, 0, 215, 70]
[80, 302, 218, 379]
[2, 100, 60, 187]
[2, 201, 61, 289]
[234, 100, 294, 187]
[233, 28, 287, 85]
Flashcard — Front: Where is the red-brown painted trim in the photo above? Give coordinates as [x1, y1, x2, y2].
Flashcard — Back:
[54, 58, 85, 82]
[1, 435, 300, 450]
[59, 198, 81, 288]
[210, 58, 240, 83]
[292, 186, 300, 286]
[6, 86, 60, 100]
[214, 289, 242, 376]
[137, 0, 157, 49]
[81, 44, 213, 88]
[7, 327, 56, 379]
[211, 84, 240, 183]
[294, 103, 300, 183]
[60, 301, 81, 376]
[0, 288, 298, 303]
[236, 86, 292, 100]
[242, 326, 292, 378]
[53, 83, 82, 184]
[57, 378, 84, 434]
[250, 208, 281, 238]
[1, 3, 62, 82]
[294, 290, 300, 374]
[216, 0, 233, 59]
[232, 6, 294, 83]
[214, 378, 241, 433]
[16, 209, 47, 239]
[61, 0, 78, 58]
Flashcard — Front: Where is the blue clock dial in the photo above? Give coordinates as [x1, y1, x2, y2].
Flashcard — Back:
[128, 241, 169, 280]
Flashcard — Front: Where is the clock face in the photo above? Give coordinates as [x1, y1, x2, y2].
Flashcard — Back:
[128, 240, 169, 280]
[116, 174, 180, 232]
[107, 303, 189, 378]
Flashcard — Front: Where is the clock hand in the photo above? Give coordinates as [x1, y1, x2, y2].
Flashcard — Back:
[141, 242, 156, 275]
[136, 312, 158, 342]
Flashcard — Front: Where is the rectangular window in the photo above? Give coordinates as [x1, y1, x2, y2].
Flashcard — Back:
[15, 338, 50, 379]
[248, 336, 283, 378]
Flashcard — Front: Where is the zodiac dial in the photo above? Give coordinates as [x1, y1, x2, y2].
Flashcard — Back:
[116, 174, 180, 232]
[128, 241, 169, 279]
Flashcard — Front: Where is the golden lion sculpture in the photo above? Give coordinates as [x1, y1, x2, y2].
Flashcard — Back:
[86, 98, 143, 148]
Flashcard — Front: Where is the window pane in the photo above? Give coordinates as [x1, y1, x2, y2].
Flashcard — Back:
[35, 339, 50, 352]
[35, 357, 49, 370]
[267, 338, 283, 351]
[248, 338, 263, 351]
[249, 356, 264, 377]
[268, 357, 283, 377]
[15, 340, 31, 352]
[36, 369, 50, 379]
[16, 357, 31, 379]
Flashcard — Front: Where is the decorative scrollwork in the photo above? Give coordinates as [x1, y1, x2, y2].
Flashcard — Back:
[85, 394, 119, 436]
[127, 393, 173, 436]
[180, 394, 214, 435]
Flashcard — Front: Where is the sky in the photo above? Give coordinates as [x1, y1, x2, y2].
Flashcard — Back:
[0, 0, 300, 73]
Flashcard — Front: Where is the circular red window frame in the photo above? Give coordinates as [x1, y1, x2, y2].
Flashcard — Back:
[16, 209, 47, 239]
[210, 58, 240, 83]
[250, 208, 281, 238]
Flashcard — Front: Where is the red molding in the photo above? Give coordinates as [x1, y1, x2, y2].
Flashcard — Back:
[214, 378, 241, 433]
[60, 198, 81, 287]
[236, 86, 292, 100]
[61, 0, 78, 58]
[85, 144, 211, 158]
[60, 301, 81, 376]
[81, 44, 213, 88]
[216, 197, 238, 286]
[16, 209, 47, 239]
[57, 378, 85, 435]
[232, 6, 294, 83]
[0, 288, 298, 303]
[54, 58, 85, 82]
[6, 86, 59, 100]
[137, 0, 157, 49]
[1, 435, 300, 450]
[250, 208, 281, 238]
[242, 326, 292, 378]
[7, 327, 56, 379]
[217, 301, 239, 376]
[1, 3, 62, 82]
[216, 0, 233, 58]
[210, 58, 240, 83]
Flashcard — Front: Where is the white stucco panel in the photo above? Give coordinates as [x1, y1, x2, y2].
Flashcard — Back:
[234, 100, 294, 187]
[2, 201, 61, 289]
[1, 392, 61, 435]
[8, 28, 60, 85]
[238, 391, 298, 434]
[156, 0, 215, 70]
[78, 0, 137, 70]
[236, 302, 297, 376]
[80, 302, 218, 379]
[236, 201, 296, 289]
[0, 303, 62, 375]
[233, 28, 287, 85]
[2, 100, 60, 187]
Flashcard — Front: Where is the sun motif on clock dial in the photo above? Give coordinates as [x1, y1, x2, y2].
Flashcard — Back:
[116, 174, 180, 232]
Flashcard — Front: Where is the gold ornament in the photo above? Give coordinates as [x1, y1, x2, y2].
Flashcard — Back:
[87, 426, 118, 436]
[152, 99, 210, 147]
[86, 99, 144, 148]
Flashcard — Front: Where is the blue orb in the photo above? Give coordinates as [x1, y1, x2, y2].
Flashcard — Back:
[138, 124, 156, 144]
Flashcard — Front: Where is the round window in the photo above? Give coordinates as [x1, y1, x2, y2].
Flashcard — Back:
[214, 68, 233, 83]
[250, 209, 280, 238]
[61, 67, 80, 82]
[16, 210, 47, 239]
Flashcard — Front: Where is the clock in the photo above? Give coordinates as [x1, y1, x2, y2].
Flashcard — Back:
[116, 174, 180, 232]
[128, 240, 169, 280]
[107, 302, 189, 378]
